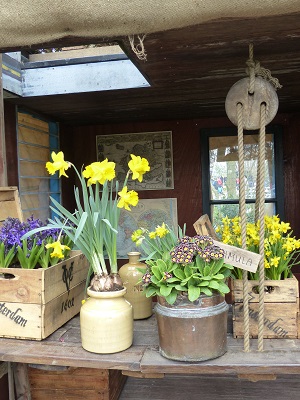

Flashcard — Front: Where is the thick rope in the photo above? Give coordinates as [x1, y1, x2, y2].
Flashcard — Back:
[246, 44, 282, 92]
[255, 142, 261, 222]
[237, 102, 250, 352]
[257, 103, 266, 351]
[247, 44, 255, 94]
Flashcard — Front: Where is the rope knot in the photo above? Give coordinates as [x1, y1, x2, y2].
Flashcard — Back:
[245, 46, 282, 92]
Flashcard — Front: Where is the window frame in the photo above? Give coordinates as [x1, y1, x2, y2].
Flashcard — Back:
[200, 125, 285, 224]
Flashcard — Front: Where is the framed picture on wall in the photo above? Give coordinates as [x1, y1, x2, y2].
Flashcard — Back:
[116, 198, 178, 258]
[96, 131, 174, 190]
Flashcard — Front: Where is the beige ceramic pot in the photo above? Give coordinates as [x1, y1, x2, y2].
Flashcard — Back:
[119, 252, 153, 320]
[80, 287, 133, 354]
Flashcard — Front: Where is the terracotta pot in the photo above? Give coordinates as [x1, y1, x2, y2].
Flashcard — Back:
[119, 252, 152, 320]
[155, 292, 228, 362]
[80, 287, 133, 353]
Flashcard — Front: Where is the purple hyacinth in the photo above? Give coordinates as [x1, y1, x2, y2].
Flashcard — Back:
[0, 216, 61, 251]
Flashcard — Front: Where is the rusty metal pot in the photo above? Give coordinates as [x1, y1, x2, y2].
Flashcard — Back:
[155, 292, 228, 362]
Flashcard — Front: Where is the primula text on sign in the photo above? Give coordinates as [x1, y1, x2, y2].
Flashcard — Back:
[213, 240, 261, 273]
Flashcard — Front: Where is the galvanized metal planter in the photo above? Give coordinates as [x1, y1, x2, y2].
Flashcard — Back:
[155, 292, 229, 362]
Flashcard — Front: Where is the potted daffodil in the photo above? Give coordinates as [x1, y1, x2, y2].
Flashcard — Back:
[27, 151, 150, 291]
[26, 150, 150, 354]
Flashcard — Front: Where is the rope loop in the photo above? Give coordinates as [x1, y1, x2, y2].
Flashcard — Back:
[128, 34, 147, 61]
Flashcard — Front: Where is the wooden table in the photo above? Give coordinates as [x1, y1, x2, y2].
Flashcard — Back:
[1, 314, 300, 379]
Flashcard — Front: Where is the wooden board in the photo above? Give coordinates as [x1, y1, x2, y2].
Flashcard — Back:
[231, 276, 299, 339]
[232, 275, 299, 303]
[193, 214, 261, 273]
[193, 214, 218, 240]
[0, 251, 88, 304]
[1, 315, 300, 376]
[0, 251, 89, 340]
[233, 302, 299, 339]
[119, 374, 300, 400]
[28, 366, 127, 400]
[0, 281, 86, 340]
[0, 187, 23, 225]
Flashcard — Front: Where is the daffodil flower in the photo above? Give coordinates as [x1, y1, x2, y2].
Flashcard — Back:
[155, 222, 169, 238]
[131, 229, 143, 242]
[128, 154, 150, 182]
[117, 186, 139, 211]
[45, 240, 70, 259]
[83, 159, 116, 185]
[46, 151, 70, 177]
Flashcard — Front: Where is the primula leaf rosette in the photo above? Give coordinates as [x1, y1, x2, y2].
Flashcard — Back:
[216, 215, 300, 280]
[132, 225, 233, 305]
[24, 151, 150, 291]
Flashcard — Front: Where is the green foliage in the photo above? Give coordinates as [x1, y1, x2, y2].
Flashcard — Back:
[141, 236, 234, 305]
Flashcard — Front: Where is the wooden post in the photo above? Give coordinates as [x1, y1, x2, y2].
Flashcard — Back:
[0, 54, 8, 186]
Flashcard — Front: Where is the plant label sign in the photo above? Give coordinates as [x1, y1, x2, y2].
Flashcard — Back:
[213, 240, 261, 273]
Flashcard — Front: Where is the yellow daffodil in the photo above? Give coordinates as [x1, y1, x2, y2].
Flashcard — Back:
[149, 231, 157, 239]
[45, 240, 70, 259]
[155, 222, 169, 238]
[46, 151, 70, 177]
[270, 256, 281, 267]
[217, 214, 300, 280]
[131, 229, 143, 242]
[117, 186, 139, 211]
[82, 159, 116, 185]
[128, 154, 150, 182]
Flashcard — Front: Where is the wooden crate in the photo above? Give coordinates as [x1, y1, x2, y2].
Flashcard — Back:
[0, 251, 89, 340]
[0, 186, 23, 226]
[232, 275, 299, 338]
[28, 366, 127, 400]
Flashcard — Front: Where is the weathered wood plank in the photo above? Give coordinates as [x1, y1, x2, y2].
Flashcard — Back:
[119, 374, 300, 400]
[1, 315, 300, 377]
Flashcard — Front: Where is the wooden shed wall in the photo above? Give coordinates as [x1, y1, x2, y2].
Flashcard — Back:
[60, 113, 300, 239]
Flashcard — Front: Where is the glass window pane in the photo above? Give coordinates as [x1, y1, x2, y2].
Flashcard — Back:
[209, 133, 275, 201]
[211, 203, 276, 231]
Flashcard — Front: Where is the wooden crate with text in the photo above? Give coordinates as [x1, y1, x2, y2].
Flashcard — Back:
[232, 275, 299, 338]
[0, 251, 89, 340]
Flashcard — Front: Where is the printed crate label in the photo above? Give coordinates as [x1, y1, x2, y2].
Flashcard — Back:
[233, 302, 299, 338]
[0, 281, 86, 340]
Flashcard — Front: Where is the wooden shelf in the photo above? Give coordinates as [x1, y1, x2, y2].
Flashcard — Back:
[0, 314, 300, 376]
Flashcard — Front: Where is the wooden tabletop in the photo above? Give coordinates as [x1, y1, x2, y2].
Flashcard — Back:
[1, 314, 300, 377]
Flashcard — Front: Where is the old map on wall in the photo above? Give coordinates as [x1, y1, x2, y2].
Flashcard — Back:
[96, 131, 173, 190]
[116, 198, 178, 258]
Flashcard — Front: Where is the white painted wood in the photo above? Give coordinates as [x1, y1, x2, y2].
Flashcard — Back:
[22, 59, 150, 96]
[214, 240, 261, 273]
[2, 53, 22, 96]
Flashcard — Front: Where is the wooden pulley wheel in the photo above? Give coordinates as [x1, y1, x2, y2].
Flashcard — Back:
[225, 76, 278, 130]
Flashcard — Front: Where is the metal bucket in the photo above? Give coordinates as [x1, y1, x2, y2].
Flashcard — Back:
[155, 293, 228, 362]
